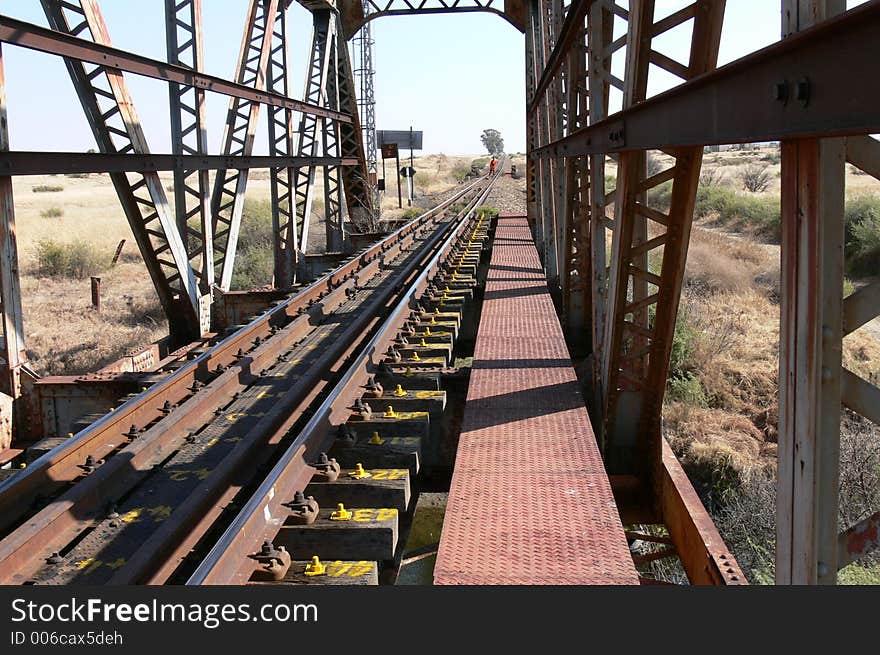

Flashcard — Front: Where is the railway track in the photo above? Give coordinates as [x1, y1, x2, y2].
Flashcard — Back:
[0, 165, 503, 585]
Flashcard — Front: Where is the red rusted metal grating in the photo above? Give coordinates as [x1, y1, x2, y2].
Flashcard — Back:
[435, 215, 638, 585]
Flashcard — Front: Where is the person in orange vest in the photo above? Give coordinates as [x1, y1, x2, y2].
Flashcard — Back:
[489, 157, 498, 175]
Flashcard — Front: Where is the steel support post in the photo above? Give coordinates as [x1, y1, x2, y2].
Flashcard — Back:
[165, 0, 213, 332]
[587, 0, 614, 413]
[212, 0, 279, 291]
[0, 44, 26, 404]
[601, 1, 725, 495]
[549, 0, 568, 293]
[267, 4, 299, 288]
[525, 0, 542, 247]
[292, 11, 335, 255]
[322, 32, 345, 253]
[41, 0, 201, 342]
[561, 17, 590, 334]
[335, 19, 374, 240]
[352, 4, 379, 214]
[776, 0, 846, 586]
[536, 0, 559, 281]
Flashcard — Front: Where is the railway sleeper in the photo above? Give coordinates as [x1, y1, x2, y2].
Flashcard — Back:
[274, 507, 399, 562]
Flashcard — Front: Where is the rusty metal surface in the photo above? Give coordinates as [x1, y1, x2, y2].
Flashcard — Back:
[435, 215, 637, 585]
[535, 2, 880, 158]
[660, 439, 746, 585]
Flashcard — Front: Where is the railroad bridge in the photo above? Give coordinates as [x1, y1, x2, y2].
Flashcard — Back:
[0, 0, 877, 585]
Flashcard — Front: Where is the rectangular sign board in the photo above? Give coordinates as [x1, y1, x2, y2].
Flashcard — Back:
[377, 130, 423, 150]
[380, 143, 398, 159]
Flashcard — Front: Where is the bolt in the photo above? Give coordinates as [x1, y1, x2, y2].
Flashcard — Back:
[124, 424, 139, 440]
[160, 400, 173, 415]
[47, 552, 64, 565]
[774, 81, 789, 103]
[796, 78, 810, 106]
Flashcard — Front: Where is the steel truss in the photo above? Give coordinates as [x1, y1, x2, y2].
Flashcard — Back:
[530, 0, 880, 584]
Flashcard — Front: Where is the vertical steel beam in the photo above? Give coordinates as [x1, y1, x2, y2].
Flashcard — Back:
[41, 0, 201, 342]
[535, 0, 559, 280]
[165, 0, 212, 333]
[601, 1, 725, 497]
[292, 11, 335, 256]
[212, 0, 279, 291]
[0, 44, 26, 403]
[322, 31, 345, 252]
[525, 0, 542, 246]
[267, 3, 298, 288]
[561, 17, 590, 334]
[587, 0, 614, 414]
[352, 3, 378, 214]
[776, 0, 846, 586]
[335, 17, 374, 239]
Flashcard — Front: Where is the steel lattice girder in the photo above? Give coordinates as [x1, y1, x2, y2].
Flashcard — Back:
[211, 0, 280, 292]
[165, 0, 214, 324]
[534, 1, 880, 158]
[41, 0, 202, 342]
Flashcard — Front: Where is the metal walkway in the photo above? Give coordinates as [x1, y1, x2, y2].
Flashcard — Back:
[434, 214, 638, 585]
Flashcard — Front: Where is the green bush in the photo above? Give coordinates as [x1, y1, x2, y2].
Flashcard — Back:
[845, 194, 880, 276]
[40, 207, 63, 218]
[230, 200, 275, 290]
[32, 185, 64, 193]
[667, 373, 708, 407]
[470, 158, 489, 170]
[604, 175, 616, 193]
[669, 312, 698, 379]
[475, 205, 499, 219]
[401, 207, 425, 221]
[35, 240, 105, 278]
[451, 165, 471, 182]
[694, 186, 780, 241]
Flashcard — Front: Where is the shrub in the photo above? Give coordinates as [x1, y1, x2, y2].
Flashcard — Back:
[65, 173, 90, 179]
[604, 175, 616, 193]
[401, 207, 425, 221]
[648, 180, 673, 209]
[35, 240, 105, 278]
[844, 194, 880, 276]
[760, 151, 781, 165]
[667, 373, 708, 407]
[32, 185, 64, 193]
[40, 207, 63, 218]
[647, 151, 664, 176]
[230, 200, 274, 290]
[669, 311, 698, 379]
[470, 158, 489, 170]
[694, 186, 780, 241]
[475, 205, 499, 219]
[699, 168, 726, 188]
[739, 163, 772, 193]
[451, 164, 471, 182]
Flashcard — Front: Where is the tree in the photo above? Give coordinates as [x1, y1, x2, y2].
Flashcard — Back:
[480, 129, 504, 156]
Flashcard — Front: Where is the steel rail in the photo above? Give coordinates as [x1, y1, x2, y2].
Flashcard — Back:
[0, 180, 489, 584]
[0, 15, 351, 123]
[0, 152, 359, 176]
[0, 177, 485, 535]
[188, 163, 504, 585]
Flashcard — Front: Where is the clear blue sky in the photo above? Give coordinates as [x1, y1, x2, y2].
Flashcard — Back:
[0, 0, 868, 155]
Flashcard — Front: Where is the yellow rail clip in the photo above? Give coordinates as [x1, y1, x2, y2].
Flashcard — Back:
[349, 463, 371, 479]
[330, 503, 353, 521]
[304, 555, 326, 576]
